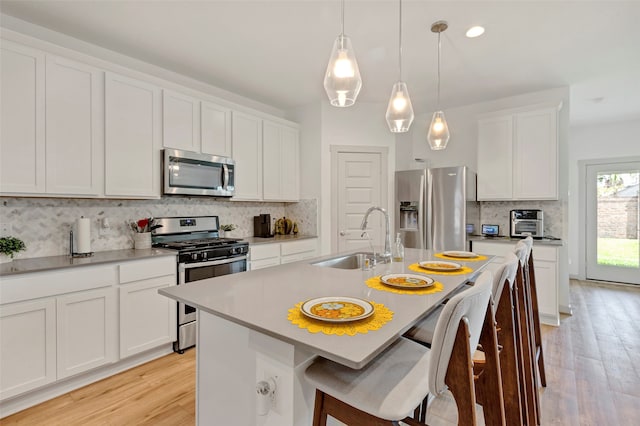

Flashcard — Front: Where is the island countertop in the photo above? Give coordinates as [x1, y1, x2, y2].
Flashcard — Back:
[159, 248, 491, 369]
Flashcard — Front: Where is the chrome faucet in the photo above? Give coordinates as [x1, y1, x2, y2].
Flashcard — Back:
[360, 206, 392, 263]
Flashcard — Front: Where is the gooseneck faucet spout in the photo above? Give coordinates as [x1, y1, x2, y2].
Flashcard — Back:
[360, 206, 392, 263]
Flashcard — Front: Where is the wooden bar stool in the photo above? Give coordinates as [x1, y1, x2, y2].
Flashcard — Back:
[406, 256, 525, 426]
[304, 271, 494, 426]
[516, 237, 547, 388]
[514, 244, 541, 425]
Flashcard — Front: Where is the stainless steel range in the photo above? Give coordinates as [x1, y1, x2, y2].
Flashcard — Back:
[152, 216, 249, 353]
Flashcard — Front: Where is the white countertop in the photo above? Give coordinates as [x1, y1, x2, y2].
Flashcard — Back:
[159, 248, 492, 369]
[239, 234, 317, 245]
[468, 235, 563, 246]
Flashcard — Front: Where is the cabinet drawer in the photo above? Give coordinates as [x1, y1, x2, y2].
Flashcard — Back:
[250, 243, 280, 261]
[280, 239, 317, 256]
[119, 256, 176, 284]
[251, 258, 280, 270]
[1, 265, 118, 305]
[532, 246, 557, 262]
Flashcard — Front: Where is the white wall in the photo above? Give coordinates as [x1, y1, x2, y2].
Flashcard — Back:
[317, 102, 396, 255]
[569, 118, 640, 278]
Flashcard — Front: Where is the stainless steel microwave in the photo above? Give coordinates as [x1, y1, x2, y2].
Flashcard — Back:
[163, 149, 235, 197]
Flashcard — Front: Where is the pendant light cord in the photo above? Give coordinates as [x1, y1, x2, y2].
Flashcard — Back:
[341, 0, 345, 36]
[437, 30, 441, 108]
[398, 0, 403, 81]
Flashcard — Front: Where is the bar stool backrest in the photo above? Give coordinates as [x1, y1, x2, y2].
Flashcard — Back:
[494, 252, 520, 303]
[428, 270, 493, 394]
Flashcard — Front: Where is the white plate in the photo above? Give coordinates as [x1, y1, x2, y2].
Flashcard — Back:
[418, 260, 462, 272]
[442, 250, 478, 259]
[300, 297, 374, 323]
[380, 273, 434, 289]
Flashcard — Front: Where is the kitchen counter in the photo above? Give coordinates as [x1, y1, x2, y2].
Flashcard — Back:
[159, 247, 492, 425]
[240, 234, 317, 245]
[0, 248, 176, 276]
[468, 235, 563, 246]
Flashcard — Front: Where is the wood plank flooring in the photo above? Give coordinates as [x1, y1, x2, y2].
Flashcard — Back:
[2, 279, 639, 425]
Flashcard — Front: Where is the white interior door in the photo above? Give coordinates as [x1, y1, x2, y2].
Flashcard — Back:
[586, 161, 639, 284]
[333, 148, 387, 253]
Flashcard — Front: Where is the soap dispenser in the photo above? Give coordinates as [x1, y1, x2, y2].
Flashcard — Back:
[392, 233, 404, 262]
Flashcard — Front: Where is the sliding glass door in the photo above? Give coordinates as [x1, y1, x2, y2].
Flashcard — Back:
[585, 161, 639, 284]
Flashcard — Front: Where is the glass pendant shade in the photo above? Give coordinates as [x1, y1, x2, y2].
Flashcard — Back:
[427, 110, 450, 150]
[385, 81, 414, 133]
[324, 34, 362, 107]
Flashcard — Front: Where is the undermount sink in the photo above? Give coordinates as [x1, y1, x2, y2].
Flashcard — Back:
[311, 252, 379, 270]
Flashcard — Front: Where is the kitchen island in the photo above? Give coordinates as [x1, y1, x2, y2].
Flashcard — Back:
[159, 248, 491, 425]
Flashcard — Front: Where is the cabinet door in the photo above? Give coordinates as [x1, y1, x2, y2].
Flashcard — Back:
[105, 72, 161, 197]
[533, 260, 558, 325]
[0, 41, 46, 194]
[163, 89, 200, 151]
[56, 287, 117, 379]
[45, 56, 103, 195]
[477, 115, 513, 200]
[262, 122, 299, 201]
[514, 108, 558, 200]
[201, 101, 232, 156]
[119, 275, 177, 358]
[232, 111, 262, 200]
[0, 298, 56, 400]
[262, 121, 281, 200]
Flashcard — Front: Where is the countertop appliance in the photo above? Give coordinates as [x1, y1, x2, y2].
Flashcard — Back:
[152, 216, 248, 353]
[163, 148, 235, 197]
[395, 166, 478, 252]
[254, 214, 272, 238]
[510, 209, 544, 239]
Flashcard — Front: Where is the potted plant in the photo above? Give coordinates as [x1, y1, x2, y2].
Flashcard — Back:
[219, 224, 236, 238]
[0, 236, 26, 263]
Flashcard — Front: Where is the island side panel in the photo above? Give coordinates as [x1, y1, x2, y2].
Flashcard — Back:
[197, 310, 316, 425]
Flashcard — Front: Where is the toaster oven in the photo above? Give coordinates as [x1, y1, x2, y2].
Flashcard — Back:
[510, 209, 544, 238]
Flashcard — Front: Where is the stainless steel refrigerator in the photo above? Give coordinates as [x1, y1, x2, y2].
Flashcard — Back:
[395, 166, 479, 251]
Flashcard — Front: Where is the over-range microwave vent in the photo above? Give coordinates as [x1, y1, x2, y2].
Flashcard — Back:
[163, 149, 235, 197]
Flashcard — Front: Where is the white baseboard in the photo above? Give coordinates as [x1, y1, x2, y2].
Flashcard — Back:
[0, 344, 173, 418]
[559, 304, 573, 315]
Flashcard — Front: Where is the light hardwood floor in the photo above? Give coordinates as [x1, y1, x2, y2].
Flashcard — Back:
[3, 280, 639, 425]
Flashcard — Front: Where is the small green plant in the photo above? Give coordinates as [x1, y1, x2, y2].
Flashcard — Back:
[220, 224, 236, 231]
[0, 236, 26, 258]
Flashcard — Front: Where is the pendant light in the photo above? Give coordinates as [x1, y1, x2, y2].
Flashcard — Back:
[427, 20, 450, 150]
[324, 0, 362, 107]
[385, 0, 414, 133]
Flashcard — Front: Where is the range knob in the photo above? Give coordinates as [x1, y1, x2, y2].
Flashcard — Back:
[191, 253, 199, 261]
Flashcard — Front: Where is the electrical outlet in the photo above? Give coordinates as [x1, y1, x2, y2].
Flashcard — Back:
[0, 223, 12, 237]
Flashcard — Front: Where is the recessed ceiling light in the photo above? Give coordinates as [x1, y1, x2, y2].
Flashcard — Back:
[466, 26, 485, 38]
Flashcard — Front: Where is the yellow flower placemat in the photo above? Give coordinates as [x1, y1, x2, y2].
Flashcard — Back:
[365, 276, 444, 295]
[408, 263, 474, 275]
[434, 253, 488, 262]
[288, 301, 393, 336]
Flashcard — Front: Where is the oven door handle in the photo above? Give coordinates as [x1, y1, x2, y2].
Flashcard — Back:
[181, 255, 248, 269]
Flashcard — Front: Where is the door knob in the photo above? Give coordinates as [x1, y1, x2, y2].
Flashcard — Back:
[339, 230, 346, 236]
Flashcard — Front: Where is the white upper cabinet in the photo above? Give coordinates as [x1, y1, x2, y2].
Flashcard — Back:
[45, 55, 103, 196]
[513, 108, 558, 199]
[0, 41, 45, 194]
[477, 116, 513, 200]
[232, 111, 263, 200]
[162, 89, 200, 152]
[262, 121, 299, 201]
[477, 105, 559, 201]
[201, 101, 232, 157]
[105, 72, 161, 198]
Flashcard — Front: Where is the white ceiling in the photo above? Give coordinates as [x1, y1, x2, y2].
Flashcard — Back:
[2, 1, 639, 125]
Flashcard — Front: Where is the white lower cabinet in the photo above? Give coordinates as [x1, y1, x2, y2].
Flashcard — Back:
[250, 239, 318, 270]
[119, 275, 177, 358]
[471, 241, 559, 325]
[0, 255, 176, 405]
[0, 298, 56, 400]
[56, 287, 118, 379]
